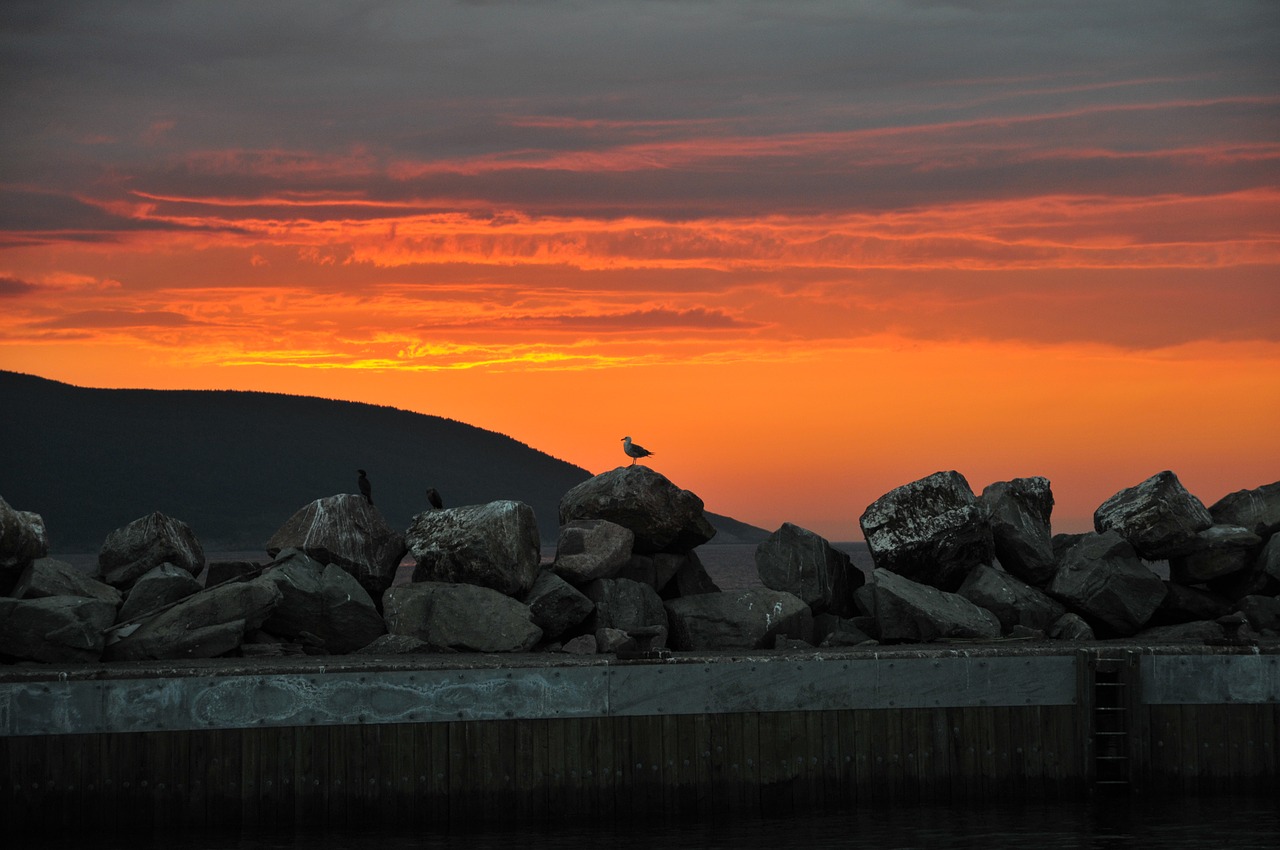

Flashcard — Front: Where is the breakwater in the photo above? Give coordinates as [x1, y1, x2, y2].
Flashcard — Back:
[3, 643, 1277, 831]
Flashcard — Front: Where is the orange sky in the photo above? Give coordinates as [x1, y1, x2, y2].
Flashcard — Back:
[2, 2, 1278, 540]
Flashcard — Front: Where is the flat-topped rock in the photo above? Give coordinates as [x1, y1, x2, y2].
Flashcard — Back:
[559, 466, 715, 554]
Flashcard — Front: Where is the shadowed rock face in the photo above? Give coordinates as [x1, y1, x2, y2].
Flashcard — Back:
[559, 466, 715, 554]
[956, 564, 1064, 633]
[1049, 531, 1167, 636]
[97, 511, 205, 591]
[859, 471, 994, 592]
[1209, 482, 1280, 538]
[867, 569, 1001, 643]
[552, 519, 634, 584]
[383, 582, 541, 652]
[755, 522, 862, 617]
[266, 494, 407, 608]
[104, 578, 283, 662]
[407, 500, 540, 597]
[0, 596, 117, 663]
[0, 498, 48, 593]
[980, 477, 1056, 588]
[664, 587, 813, 650]
[257, 549, 385, 654]
[1093, 471, 1213, 560]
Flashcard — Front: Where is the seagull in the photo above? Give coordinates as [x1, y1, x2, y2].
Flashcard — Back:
[621, 436, 654, 465]
[426, 487, 444, 510]
[357, 469, 373, 505]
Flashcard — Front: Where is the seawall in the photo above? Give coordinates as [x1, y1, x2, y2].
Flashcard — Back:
[2, 642, 1278, 830]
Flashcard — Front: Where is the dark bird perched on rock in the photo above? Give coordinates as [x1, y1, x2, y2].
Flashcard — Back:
[357, 469, 373, 505]
[426, 487, 444, 510]
[621, 435, 653, 465]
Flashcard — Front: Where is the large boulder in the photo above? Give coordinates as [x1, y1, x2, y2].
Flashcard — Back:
[104, 578, 282, 661]
[13, 558, 122, 606]
[522, 570, 594, 641]
[1048, 612, 1096, 641]
[1168, 525, 1263, 584]
[865, 569, 1001, 642]
[559, 466, 716, 554]
[583, 577, 668, 634]
[1209, 482, 1280, 538]
[859, 471, 994, 591]
[980, 477, 1056, 587]
[1237, 595, 1280, 633]
[1151, 582, 1233, 626]
[755, 522, 862, 616]
[256, 549, 385, 654]
[0, 596, 118, 663]
[115, 563, 200, 624]
[659, 550, 721, 599]
[267, 494, 407, 607]
[0, 498, 48, 593]
[664, 587, 813, 650]
[956, 564, 1065, 633]
[407, 500, 540, 597]
[1093, 471, 1214, 559]
[552, 519, 634, 584]
[98, 511, 205, 590]
[382, 582, 541, 652]
[1048, 531, 1167, 636]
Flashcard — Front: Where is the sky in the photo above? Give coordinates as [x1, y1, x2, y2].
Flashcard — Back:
[2, 0, 1278, 541]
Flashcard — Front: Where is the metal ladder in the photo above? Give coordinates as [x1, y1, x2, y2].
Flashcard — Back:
[1091, 651, 1134, 787]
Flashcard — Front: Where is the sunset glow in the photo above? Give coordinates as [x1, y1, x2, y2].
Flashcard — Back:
[2, 1, 1278, 540]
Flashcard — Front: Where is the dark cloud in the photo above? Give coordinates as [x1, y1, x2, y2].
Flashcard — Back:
[0, 276, 39, 297]
[429, 306, 761, 333]
[31, 310, 200, 330]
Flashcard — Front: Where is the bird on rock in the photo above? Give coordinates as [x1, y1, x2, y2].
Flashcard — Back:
[357, 469, 373, 505]
[426, 487, 444, 510]
[621, 436, 654, 465]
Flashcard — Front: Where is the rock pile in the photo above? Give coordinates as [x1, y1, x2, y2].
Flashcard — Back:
[1, 470, 1277, 663]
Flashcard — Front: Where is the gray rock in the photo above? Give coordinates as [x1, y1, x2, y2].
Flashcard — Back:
[1093, 471, 1214, 559]
[0, 497, 48, 590]
[562, 634, 599, 655]
[97, 511, 205, 590]
[13, 557, 122, 605]
[115, 563, 201, 624]
[257, 550, 385, 654]
[956, 563, 1065, 633]
[266, 494, 407, 608]
[867, 569, 1001, 642]
[354, 634, 433, 655]
[596, 627, 637, 654]
[104, 578, 282, 661]
[552, 519, 634, 584]
[0, 596, 117, 662]
[1168, 524, 1263, 584]
[559, 466, 716, 554]
[859, 471, 993, 591]
[407, 500, 540, 597]
[1008, 625, 1045, 640]
[980, 477, 1056, 587]
[659, 550, 721, 598]
[382, 582, 542, 652]
[1237, 595, 1280, 632]
[1152, 582, 1233, 626]
[755, 522, 862, 616]
[205, 560, 260, 586]
[1209, 482, 1280, 537]
[1260, 535, 1280, 584]
[1048, 612, 1095, 641]
[1048, 530, 1167, 636]
[664, 587, 813, 650]
[522, 570, 593, 640]
[1137, 621, 1225, 643]
[814, 613, 876, 647]
[583, 577, 668, 634]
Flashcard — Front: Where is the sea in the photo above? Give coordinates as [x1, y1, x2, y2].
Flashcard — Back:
[30, 545, 1271, 848]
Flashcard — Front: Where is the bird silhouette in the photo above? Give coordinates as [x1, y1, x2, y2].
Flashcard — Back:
[621, 436, 654, 465]
[357, 469, 373, 505]
[426, 487, 444, 510]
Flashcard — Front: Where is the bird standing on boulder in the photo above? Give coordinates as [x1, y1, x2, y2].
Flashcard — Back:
[357, 469, 373, 505]
[621, 436, 654, 466]
[426, 487, 444, 510]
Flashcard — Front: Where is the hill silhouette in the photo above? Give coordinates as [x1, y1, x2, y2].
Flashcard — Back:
[0, 371, 768, 554]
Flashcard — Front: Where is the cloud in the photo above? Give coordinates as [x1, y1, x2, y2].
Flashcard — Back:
[31, 310, 201, 330]
[0, 275, 39, 297]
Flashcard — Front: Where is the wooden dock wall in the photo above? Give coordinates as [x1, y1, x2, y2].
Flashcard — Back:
[1, 650, 1277, 829]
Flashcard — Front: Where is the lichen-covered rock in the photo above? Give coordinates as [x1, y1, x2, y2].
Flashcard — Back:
[1209, 482, 1280, 537]
[859, 471, 993, 591]
[980, 477, 1056, 587]
[583, 577, 668, 634]
[755, 522, 862, 616]
[104, 577, 282, 661]
[266, 494, 407, 607]
[1093, 471, 1213, 559]
[552, 519, 634, 584]
[98, 511, 205, 590]
[0, 498, 48, 594]
[256, 549, 385, 654]
[866, 569, 1001, 642]
[115, 563, 200, 624]
[559, 466, 716, 554]
[1048, 531, 1167, 635]
[382, 582, 541, 652]
[956, 563, 1065, 633]
[522, 570, 594, 640]
[664, 587, 813, 650]
[13, 557, 122, 606]
[0, 596, 117, 662]
[1168, 524, 1263, 584]
[407, 500, 540, 597]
